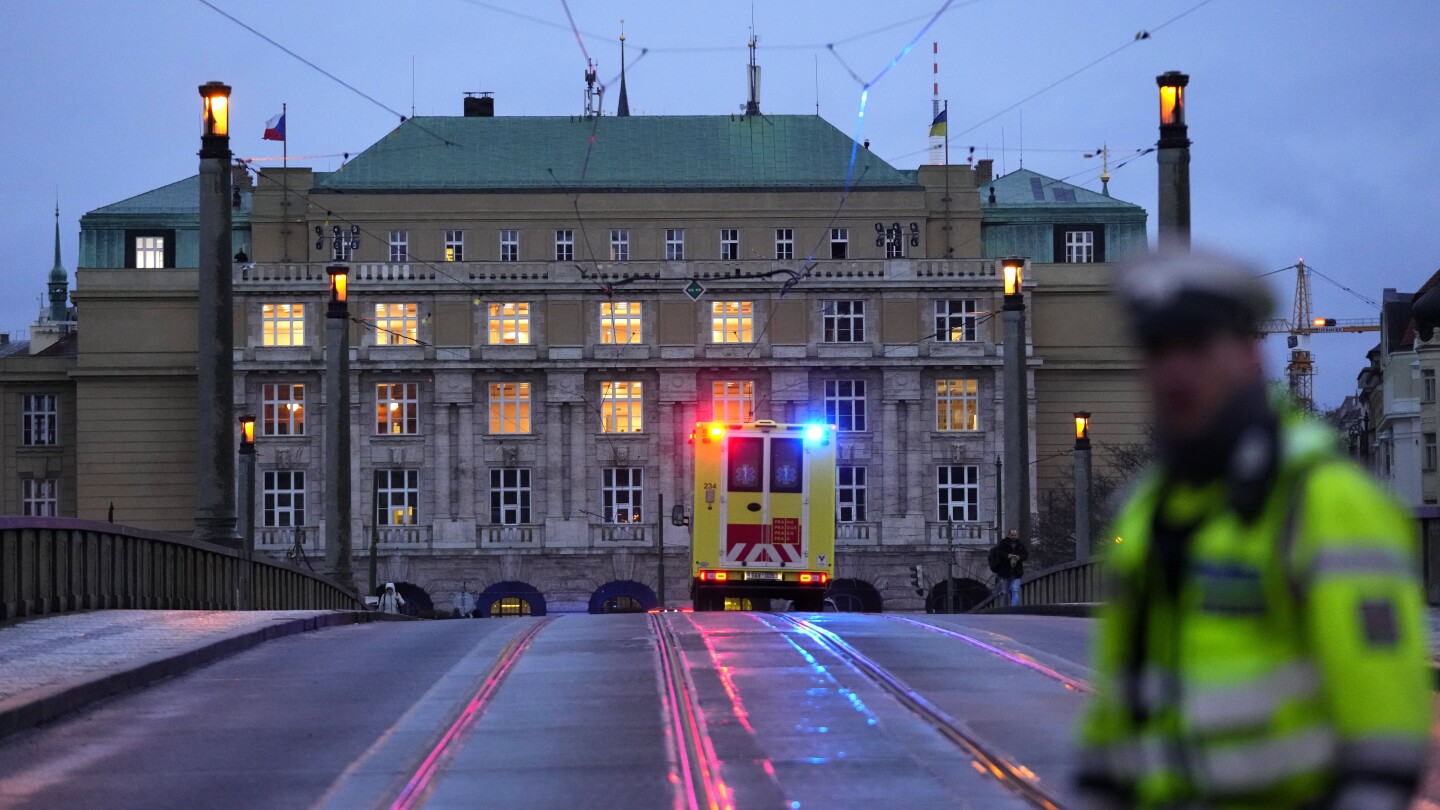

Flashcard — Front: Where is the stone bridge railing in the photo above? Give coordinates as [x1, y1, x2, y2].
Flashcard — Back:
[0, 517, 361, 620]
[970, 559, 1107, 612]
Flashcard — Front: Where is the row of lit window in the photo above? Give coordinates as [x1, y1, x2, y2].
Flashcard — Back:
[260, 299, 985, 348]
[344, 227, 901, 264]
[257, 378, 979, 438]
[257, 462, 979, 529]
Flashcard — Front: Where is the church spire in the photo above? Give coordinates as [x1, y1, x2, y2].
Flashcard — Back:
[616, 21, 631, 117]
[48, 206, 69, 323]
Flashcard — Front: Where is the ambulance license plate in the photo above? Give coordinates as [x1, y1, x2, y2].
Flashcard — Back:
[745, 572, 781, 581]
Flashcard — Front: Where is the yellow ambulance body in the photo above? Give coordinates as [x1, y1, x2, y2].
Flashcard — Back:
[689, 420, 836, 611]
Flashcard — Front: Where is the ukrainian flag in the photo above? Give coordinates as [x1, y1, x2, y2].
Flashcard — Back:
[929, 108, 947, 137]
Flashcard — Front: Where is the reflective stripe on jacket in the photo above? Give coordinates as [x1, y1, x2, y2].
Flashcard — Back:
[1076, 418, 1432, 808]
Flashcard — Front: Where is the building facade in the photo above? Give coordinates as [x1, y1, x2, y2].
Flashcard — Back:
[18, 105, 1148, 612]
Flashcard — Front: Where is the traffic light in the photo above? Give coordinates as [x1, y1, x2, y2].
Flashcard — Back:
[910, 564, 924, 596]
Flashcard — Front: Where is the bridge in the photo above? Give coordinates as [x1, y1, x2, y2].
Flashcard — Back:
[0, 520, 1437, 808]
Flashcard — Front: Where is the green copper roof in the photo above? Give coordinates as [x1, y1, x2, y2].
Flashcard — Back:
[87, 175, 254, 217]
[978, 168, 1143, 210]
[316, 115, 917, 192]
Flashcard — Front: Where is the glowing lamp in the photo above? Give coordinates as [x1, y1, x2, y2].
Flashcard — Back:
[1002, 257, 1025, 299]
[1074, 411, 1091, 442]
[803, 423, 828, 443]
[1313, 318, 1336, 327]
[704, 423, 725, 443]
[199, 82, 231, 139]
[327, 264, 348, 304]
[1157, 72, 1187, 128]
[800, 573, 814, 583]
[238, 414, 256, 450]
[714, 571, 728, 582]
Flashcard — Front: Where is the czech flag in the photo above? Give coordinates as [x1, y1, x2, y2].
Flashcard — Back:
[262, 112, 285, 142]
[928, 108, 947, 137]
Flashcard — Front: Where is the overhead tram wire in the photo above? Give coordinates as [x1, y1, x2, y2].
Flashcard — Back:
[886, 0, 1223, 165]
[194, 0, 456, 146]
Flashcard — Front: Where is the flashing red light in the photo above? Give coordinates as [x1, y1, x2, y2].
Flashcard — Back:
[681, 607, 694, 613]
[648, 608, 662, 614]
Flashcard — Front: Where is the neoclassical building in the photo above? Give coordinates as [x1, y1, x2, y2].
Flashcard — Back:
[8, 101, 1148, 612]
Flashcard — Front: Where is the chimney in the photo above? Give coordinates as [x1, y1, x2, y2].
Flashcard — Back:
[975, 158, 994, 186]
[464, 92, 495, 117]
[231, 163, 252, 189]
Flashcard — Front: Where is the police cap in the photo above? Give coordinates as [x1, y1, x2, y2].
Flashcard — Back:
[1117, 250, 1275, 351]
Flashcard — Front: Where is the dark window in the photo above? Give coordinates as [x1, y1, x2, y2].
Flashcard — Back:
[770, 438, 804, 494]
[728, 437, 765, 493]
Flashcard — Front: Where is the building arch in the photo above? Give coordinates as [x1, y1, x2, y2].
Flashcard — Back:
[925, 577, 990, 613]
[588, 580, 658, 614]
[826, 578, 883, 612]
[477, 581, 547, 617]
[373, 581, 433, 616]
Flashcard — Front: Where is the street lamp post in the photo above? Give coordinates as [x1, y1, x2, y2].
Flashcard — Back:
[324, 265, 355, 590]
[237, 414, 256, 609]
[1001, 258, 1032, 547]
[1073, 412, 1093, 564]
[1156, 71, 1191, 251]
[195, 81, 238, 545]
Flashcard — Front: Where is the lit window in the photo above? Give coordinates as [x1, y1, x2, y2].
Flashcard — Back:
[374, 303, 419, 346]
[837, 466, 867, 522]
[937, 465, 979, 522]
[389, 231, 408, 263]
[711, 301, 754, 343]
[1065, 230, 1095, 263]
[491, 596, 533, 616]
[375, 469, 419, 526]
[602, 381, 643, 433]
[936, 379, 980, 431]
[823, 300, 865, 343]
[935, 300, 979, 342]
[263, 470, 306, 527]
[830, 228, 849, 260]
[21, 394, 57, 446]
[610, 229, 629, 262]
[824, 380, 867, 432]
[488, 302, 530, 345]
[489, 382, 532, 434]
[720, 228, 739, 261]
[500, 230, 519, 262]
[490, 468, 531, 525]
[666, 229, 685, 261]
[600, 301, 641, 344]
[555, 229, 574, 262]
[261, 303, 305, 347]
[21, 478, 57, 517]
[712, 381, 754, 424]
[775, 228, 794, 260]
[602, 468, 644, 524]
[444, 230, 464, 262]
[135, 236, 165, 269]
[262, 383, 305, 436]
[376, 382, 419, 435]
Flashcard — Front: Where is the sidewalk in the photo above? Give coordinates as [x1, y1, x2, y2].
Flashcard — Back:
[0, 609, 385, 740]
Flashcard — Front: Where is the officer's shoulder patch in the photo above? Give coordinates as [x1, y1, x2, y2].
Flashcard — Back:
[1359, 599, 1400, 648]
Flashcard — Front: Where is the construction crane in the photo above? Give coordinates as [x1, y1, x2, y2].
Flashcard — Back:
[1257, 260, 1381, 410]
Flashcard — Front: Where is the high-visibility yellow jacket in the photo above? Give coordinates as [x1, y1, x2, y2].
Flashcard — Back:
[1076, 419, 1433, 809]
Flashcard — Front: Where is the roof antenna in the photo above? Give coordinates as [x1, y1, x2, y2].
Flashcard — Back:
[584, 59, 600, 118]
[1018, 108, 1024, 170]
[410, 55, 416, 118]
[745, 13, 761, 116]
[814, 54, 820, 116]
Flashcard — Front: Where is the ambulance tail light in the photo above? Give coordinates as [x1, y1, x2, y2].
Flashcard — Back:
[798, 572, 829, 585]
[698, 570, 729, 582]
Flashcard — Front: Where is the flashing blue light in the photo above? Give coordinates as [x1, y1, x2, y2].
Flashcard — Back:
[804, 423, 827, 443]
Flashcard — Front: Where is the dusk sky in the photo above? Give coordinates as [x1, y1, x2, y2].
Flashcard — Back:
[2, 0, 1436, 408]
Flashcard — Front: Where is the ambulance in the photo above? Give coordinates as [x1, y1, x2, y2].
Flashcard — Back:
[688, 420, 837, 611]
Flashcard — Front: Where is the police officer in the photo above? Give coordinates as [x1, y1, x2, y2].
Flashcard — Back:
[1075, 251, 1433, 809]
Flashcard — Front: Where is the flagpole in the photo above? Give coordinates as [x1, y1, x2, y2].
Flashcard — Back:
[281, 103, 289, 263]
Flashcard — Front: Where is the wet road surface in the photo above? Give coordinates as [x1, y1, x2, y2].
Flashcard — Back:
[0, 612, 1098, 809]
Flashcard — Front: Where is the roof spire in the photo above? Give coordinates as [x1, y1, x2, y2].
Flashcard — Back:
[47, 205, 69, 324]
[617, 20, 630, 117]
